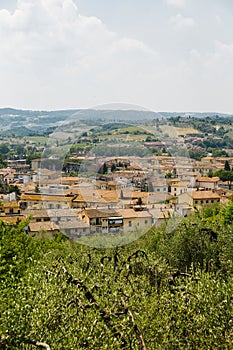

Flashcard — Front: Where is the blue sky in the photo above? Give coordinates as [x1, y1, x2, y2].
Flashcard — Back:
[0, 0, 233, 112]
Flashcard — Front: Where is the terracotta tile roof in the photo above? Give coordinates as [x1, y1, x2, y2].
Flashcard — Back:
[82, 208, 119, 219]
[196, 177, 219, 183]
[72, 195, 106, 203]
[18, 182, 37, 192]
[29, 221, 58, 232]
[21, 193, 74, 202]
[71, 189, 119, 203]
[122, 190, 150, 199]
[118, 209, 152, 219]
[0, 214, 26, 224]
[192, 191, 220, 199]
[2, 201, 20, 208]
[96, 190, 119, 201]
[61, 177, 79, 182]
[5, 174, 14, 179]
[171, 182, 190, 187]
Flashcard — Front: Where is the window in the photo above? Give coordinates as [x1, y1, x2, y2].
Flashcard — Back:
[145, 220, 148, 224]
[96, 218, 101, 225]
[129, 221, 132, 227]
[206, 200, 209, 204]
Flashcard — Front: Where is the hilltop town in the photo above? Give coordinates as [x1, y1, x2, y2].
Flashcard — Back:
[2, 1, 233, 347]
[1, 111, 233, 238]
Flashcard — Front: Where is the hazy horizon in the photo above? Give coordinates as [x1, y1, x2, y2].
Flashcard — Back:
[0, 105, 232, 116]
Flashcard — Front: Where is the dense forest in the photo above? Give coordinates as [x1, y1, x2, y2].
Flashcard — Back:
[1, 202, 233, 349]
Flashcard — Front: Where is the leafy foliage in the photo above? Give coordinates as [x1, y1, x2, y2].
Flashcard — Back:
[1, 205, 233, 349]
[214, 169, 233, 189]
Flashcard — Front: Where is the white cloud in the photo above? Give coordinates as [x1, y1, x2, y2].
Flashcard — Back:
[215, 40, 233, 55]
[166, 0, 186, 7]
[0, 0, 159, 109]
[0, 0, 232, 113]
[170, 13, 195, 29]
[203, 40, 233, 75]
[111, 37, 157, 56]
[215, 15, 222, 24]
[0, 0, 154, 72]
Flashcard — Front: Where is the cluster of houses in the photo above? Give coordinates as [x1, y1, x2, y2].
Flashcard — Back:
[0, 155, 233, 239]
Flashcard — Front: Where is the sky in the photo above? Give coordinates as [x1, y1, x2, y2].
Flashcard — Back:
[0, 0, 233, 112]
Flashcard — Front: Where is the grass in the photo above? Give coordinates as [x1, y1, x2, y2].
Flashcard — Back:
[24, 136, 49, 144]
[160, 125, 201, 137]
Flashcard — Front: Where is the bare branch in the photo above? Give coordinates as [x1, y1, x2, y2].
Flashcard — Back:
[35, 341, 51, 350]
[121, 298, 147, 350]
[25, 339, 51, 350]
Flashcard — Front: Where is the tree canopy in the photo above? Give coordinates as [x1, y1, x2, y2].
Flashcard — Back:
[214, 169, 233, 189]
[1, 203, 233, 349]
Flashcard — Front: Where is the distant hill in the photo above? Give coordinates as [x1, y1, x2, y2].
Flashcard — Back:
[0, 126, 36, 137]
[70, 109, 161, 122]
[0, 108, 232, 134]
